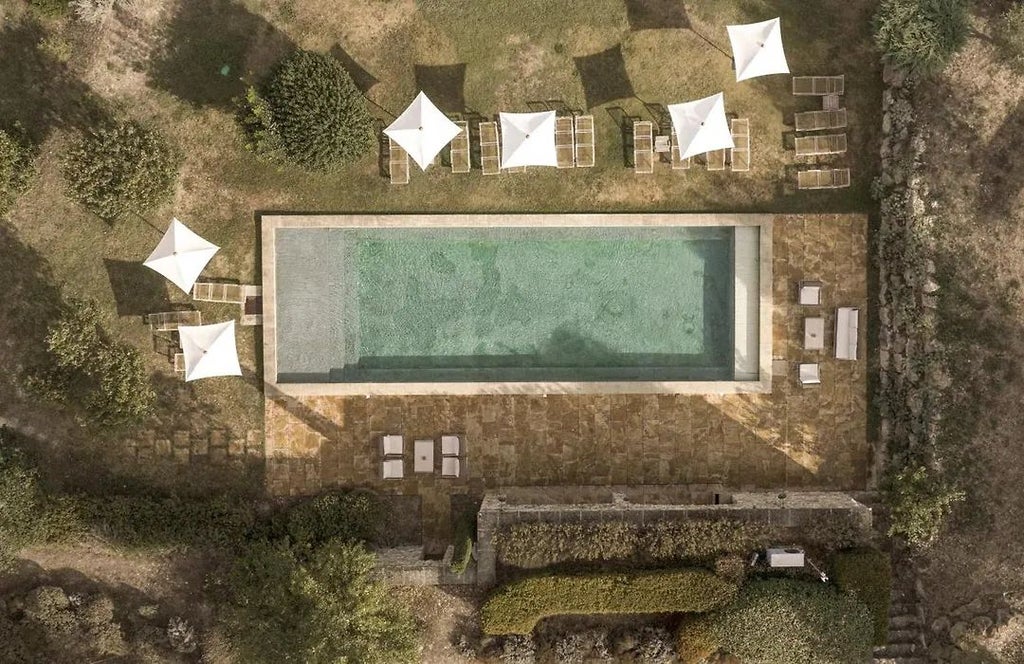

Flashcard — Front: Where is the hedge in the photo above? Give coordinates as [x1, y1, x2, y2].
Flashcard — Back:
[832, 548, 892, 645]
[480, 568, 738, 635]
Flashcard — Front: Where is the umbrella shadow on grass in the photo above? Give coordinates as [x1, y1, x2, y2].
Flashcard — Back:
[574, 45, 636, 111]
[103, 259, 172, 318]
[413, 63, 468, 114]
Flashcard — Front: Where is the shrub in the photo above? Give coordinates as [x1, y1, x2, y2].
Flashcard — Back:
[677, 579, 874, 664]
[223, 540, 418, 663]
[283, 488, 385, 552]
[873, 0, 969, 77]
[832, 548, 892, 645]
[997, 5, 1024, 72]
[885, 464, 964, 546]
[62, 120, 179, 221]
[480, 568, 738, 635]
[30, 0, 70, 17]
[675, 616, 717, 664]
[0, 126, 35, 214]
[450, 509, 475, 575]
[238, 50, 373, 171]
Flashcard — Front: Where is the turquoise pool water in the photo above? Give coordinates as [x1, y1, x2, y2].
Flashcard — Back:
[274, 226, 735, 383]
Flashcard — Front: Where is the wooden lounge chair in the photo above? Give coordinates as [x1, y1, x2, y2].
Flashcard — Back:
[146, 310, 201, 332]
[479, 121, 500, 175]
[730, 118, 750, 172]
[794, 134, 847, 157]
[798, 363, 821, 386]
[835, 307, 860, 360]
[574, 115, 595, 167]
[706, 149, 726, 171]
[192, 281, 245, 304]
[792, 75, 845, 96]
[670, 129, 690, 170]
[388, 137, 409, 185]
[554, 116, 575, 168]
[797, 168, 851, 190]
[450, 120, 470, 174]
[633, 121, 654, 174]
[794, 109, 847, 132]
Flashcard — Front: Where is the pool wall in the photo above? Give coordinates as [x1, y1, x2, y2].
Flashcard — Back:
[261, 214, 773, 396]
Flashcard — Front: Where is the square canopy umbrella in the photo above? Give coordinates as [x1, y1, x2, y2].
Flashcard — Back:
[726, 17, 789, 82]
[143, 218, 219, 294]
[384, 91, 462, 171]
[668, 93, 735, 160]
[499, 111, 558, 168]
[178, 320, 242, 382]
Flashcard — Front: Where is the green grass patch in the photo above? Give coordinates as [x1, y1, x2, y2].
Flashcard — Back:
[481, 568, 737, 635]
[832, 548, 893, 645]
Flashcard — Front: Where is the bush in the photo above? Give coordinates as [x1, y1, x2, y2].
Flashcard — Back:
[885, 464, 964, 546]
[0, 127, 35, 214]
[677, 579, 874, 664]
[480, 568, 738, 635]
[997, 5, 1024, 72]
[30, 0, 70, 17]
[223, 540, 418, 663]
[832, 548, 892, 645]
[283, 489, 385, 552]
[873, 0, 969, 77]
[238, 50, 373, 171]
[495, 519, 770, 569]
[450, 509, 475, 575]
[62, 120, 179, 221]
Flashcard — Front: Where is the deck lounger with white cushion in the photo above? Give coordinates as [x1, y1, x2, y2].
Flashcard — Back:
[835, 307, 860, 360]
[387, 137, 410, 185]
[441, 434, 461, 457]
[574, 115, 595, 167]
[794, 109, 847, 132]
[633, 121, 654, 174]
[794, 134, 847, 157]
[414, 439, 434, 473]
[730, 118, 750, 172]
[479, 121, 501, 176]
[382, 458, 404, 480]
[670, 129, 691, 170]
[382, 434, 403, 458]
[792, 75, 844, 96]
[799, 363, 821, 386]
[147, 310, 201, 332]
[441, 456, 461, 478]
[450, 120, 471, 174]
[797, 168, 851, 190]
[706, 148, 726, 171]
[554, 116, 575, 168]
[798, 280, 823, 306]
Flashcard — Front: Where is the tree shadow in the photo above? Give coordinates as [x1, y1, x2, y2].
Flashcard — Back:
[414, 63, 467, 114]
[149, 0, 295, 108]
[103, 259, 172, 317]
[624, 0, 690, 30]
[573, 44, 636, 110]
[329, 44, 379, 95]
[979, 97, 1024, 217]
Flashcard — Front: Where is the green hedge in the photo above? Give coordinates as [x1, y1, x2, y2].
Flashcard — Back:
[481, 568, 738, 635]
[449, 509, 475, 575]
[832, 548, 892, 645]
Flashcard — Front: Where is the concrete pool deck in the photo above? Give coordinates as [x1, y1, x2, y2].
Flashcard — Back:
[263, 214, 871, 545]
[261, 213, 773, 395]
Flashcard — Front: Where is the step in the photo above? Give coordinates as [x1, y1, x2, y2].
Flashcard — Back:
[887, 628, 921, 643]
[874, 643, 920, 658]
[889, 602, 919, 616]
[889, 615, 922, 629]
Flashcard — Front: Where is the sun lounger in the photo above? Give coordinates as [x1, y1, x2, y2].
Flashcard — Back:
[173, 352, 185, 374]
[797, 168, 851, 190]
[414, 439, 434, 473]
[794, 109, 847, 132]
[799, 363, 821, 386]
[730, 118, 750, 172]
[633, 121, 654, 174]
[441, 434, 461, 457]
[192, 282, 245, 304]
[382, 434, 404, 458]
[835, 307, 859, 360]
[798, 280, 823, 306]
[822, 94, 840, 111]
[387, 137, 409, 185]
[441, 456, 461, 478]
[670, 129, 690, 170]
[478, 121, 500, 175]
[450, 120, 470, 174]
[794, 134, 847, 157]
[706, 149, 726, 171]
[792, 75, 844, 96]
[382, 458, 404, 479]
[554, 116, 575, 169]
[147, 310, 201, 332]
[574, 115, 595, 167]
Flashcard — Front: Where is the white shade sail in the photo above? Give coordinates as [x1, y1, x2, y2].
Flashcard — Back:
[668, 93, 735, 160]
[179, 320, 242, 382]
[499, 111, 558, 168]
[727, 17, 789, 82]
[143, 218, 219, 294]
[384, 91, 462, 171]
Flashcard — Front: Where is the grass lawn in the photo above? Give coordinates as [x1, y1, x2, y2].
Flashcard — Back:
[0, 0, 881, 489]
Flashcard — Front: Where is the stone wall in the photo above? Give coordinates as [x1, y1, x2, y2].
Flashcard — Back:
[475, 490, 872, 587]
[375, 545, 476, 586]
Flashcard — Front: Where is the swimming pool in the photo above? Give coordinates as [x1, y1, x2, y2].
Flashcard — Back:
[262, 214, 771, 395]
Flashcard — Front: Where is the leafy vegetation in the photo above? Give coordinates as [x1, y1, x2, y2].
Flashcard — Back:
[997, 4, 1024, 72]
[481, 569, 738, 635]
[61, 120, 179, 221]
[0, 126, 35, 215]
[450, 508, 475, 575]
[886, 464, 965, 546]
[873, 0, 969, 77]
[29, 0, 70, 17]
[238, 49, 373, 171]
[832, 548, 893, 645]
[279, 488, 387, 553]
[676, 579, 874, 664]
[222, 539, 418, 664]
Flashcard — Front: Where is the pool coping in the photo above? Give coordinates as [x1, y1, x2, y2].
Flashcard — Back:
[260, 213, 773, 396]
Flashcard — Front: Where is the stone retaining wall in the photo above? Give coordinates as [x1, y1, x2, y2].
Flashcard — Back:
[375, 545, 476, 586]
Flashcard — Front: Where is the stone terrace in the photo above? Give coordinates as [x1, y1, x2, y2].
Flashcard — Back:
[264, 214, 870, 545]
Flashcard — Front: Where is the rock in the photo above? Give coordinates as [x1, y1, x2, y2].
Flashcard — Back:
[611, 630, 638, 655]
[972, 615, 994, 635]
[932, 616, 951, 634]
[882, 112, 892, 135]
[884, 62, 907, 87]
[883, 89, 893, 110]
[955, 598, 985, 618]
[949, 621, 970, 642]
[923, 278, 940, 294]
